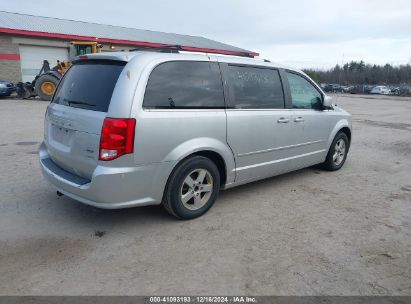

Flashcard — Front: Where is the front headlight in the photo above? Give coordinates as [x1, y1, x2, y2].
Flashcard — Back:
[0, 83, 7, 89]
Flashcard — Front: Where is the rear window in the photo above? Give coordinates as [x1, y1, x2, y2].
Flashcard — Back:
[52, 60, 126, 112]
[143, 61, 225, 109]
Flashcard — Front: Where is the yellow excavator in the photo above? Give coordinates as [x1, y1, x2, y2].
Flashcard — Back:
[17, 41, 102, 100]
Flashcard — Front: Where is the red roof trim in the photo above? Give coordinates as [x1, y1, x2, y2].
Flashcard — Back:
[0, 27, 259, 57]
[0, 53, 20, 60]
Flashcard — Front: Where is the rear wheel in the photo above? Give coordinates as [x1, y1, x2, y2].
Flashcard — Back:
[163, 156, 220, 219]
[35, 74, 59, 101]
[322, 132, 349, 171]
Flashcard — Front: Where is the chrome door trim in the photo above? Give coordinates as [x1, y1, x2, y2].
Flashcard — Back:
[237, 140, 324, 157]
[235, 149, 326, 171]
[143, 109, 226, 112]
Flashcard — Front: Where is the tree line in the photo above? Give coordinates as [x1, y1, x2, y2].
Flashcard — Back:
[303, 61, 411, 85]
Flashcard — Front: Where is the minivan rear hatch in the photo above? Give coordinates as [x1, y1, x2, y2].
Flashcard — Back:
[44, 60, 126, 180]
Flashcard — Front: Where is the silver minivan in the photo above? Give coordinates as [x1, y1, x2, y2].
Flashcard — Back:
[39, 50, 352, 219]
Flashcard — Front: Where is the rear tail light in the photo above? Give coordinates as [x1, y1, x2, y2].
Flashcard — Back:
[99, 118, 136, 161]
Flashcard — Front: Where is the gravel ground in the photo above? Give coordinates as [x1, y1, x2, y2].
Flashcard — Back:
[0, 94, 410, 295]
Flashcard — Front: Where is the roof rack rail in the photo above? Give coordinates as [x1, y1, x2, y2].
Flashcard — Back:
[129, 44, 182, 53]
[129, 44, 258, 58]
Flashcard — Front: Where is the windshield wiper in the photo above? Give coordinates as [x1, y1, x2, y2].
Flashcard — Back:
[63, 98, 96, 107]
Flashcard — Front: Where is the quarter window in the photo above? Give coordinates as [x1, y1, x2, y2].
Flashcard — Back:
[143, 61, 225, 108]
[227, 65, 284, 109]
[286, 72, 322, 109]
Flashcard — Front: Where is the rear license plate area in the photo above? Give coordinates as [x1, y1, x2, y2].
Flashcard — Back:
[51, 124, 72, 145]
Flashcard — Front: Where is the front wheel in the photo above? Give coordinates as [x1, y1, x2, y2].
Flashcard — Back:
[162, 156, 220, 219]
[35, 74, 60, 101]
[322, 132, 349, 171]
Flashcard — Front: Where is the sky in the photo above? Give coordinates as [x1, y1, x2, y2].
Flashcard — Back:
[2, 0, 411, 69]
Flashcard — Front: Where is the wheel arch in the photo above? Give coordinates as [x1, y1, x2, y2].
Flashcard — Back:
[168, 148, 231, 187]
[190, 150, 227, 187]
[327, 119, 352, 152]
[161, 149, 231, 207]
[339, 126, 351, 147]
[163, 137, 235, 185]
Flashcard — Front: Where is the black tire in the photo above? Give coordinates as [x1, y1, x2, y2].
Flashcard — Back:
[35, 74, 59, 101]
[16, 82, 32, 99]
[322, 132, 349, 171]
[19, 87, 31, 99]
[163, 156, 220, 219]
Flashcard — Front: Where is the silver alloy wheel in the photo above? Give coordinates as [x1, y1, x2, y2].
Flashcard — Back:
[180, 168, 213, 210]
[333, 138, 346, 166]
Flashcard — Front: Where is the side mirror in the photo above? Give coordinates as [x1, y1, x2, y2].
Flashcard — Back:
[323, 95, 333, 109]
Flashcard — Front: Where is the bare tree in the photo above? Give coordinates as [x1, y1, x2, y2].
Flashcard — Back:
[303, 61, 411, 86]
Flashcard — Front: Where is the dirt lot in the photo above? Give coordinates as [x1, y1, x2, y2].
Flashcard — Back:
[0, 94, 410, 295]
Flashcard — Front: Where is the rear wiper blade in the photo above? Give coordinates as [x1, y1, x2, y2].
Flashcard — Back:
[63, 98, 96, 107]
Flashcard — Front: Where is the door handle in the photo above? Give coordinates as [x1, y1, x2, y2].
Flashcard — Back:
[294, 117, 305, 122]
[277, 117, 290, 123]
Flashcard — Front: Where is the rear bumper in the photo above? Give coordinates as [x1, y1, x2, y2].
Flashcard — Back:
[39, 142, 174, 209]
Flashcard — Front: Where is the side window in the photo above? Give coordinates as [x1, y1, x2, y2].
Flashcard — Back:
[143, 61, 224, 108]
[286, 72, 322, 109]
[227, 65, 284, 109]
